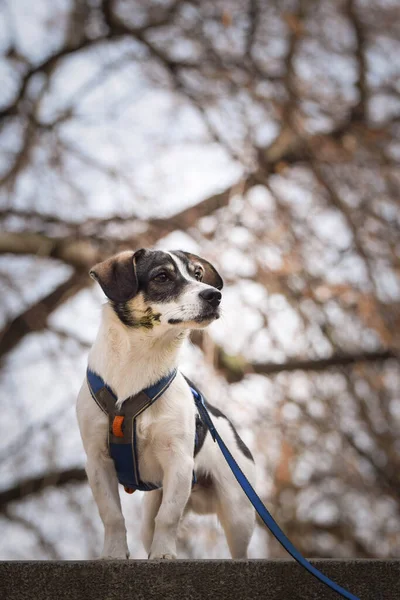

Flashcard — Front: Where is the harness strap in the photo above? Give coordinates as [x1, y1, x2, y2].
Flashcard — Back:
[190, 385, 360, 600]
[87, 367, 177, 492]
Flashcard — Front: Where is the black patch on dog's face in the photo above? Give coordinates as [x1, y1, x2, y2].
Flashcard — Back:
[135, 250, 191, 304]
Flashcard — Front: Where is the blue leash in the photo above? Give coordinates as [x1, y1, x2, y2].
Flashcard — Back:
[191, 387, 361, 600]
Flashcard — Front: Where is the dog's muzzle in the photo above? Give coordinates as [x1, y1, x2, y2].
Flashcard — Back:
[195, 288, 222, 322]
[199, 288, 222, 308]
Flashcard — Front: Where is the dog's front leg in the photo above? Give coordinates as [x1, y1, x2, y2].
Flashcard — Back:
[149, 454, 193, 559]
[86, 454, 129, 559]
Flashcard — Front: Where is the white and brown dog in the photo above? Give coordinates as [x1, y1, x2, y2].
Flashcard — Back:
[76, 249, 256, 560]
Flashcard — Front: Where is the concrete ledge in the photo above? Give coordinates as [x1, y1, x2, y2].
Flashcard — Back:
[0, 559, 399, 600]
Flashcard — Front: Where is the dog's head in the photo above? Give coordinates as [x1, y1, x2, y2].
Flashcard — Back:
[89, 249, 223, 330]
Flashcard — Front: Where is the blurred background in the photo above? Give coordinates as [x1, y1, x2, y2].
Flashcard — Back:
[0, 0, 399, 560]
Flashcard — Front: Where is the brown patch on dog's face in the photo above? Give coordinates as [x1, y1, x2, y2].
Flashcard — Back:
[120, 293, 161, 329]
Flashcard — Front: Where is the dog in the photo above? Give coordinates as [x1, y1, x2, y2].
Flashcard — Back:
[76, 248, 256, 559]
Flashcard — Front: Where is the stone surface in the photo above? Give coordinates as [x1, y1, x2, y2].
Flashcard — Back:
[0, 559, 399, 600]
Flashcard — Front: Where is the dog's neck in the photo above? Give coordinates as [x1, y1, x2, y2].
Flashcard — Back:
[88, 304, 187, 401]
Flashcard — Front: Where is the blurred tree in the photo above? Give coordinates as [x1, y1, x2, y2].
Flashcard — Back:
[0, 0, 399, 559]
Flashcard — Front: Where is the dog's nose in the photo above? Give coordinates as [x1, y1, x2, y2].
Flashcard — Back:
[199, 288, 222, 308]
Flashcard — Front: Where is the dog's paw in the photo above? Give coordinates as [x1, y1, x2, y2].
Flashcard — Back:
[149, 552, 177, 560]
[99, 547, 130, 560]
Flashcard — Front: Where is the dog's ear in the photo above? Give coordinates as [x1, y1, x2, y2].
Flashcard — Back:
[89, 250, 146, 303]
[179, 251, 223, 290]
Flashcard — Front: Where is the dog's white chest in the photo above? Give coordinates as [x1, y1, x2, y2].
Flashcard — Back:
[134, 411, 164, 485]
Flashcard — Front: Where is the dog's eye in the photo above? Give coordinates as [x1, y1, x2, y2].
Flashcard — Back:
[194, 270, 203, 281]
[153, 272, 169, 283]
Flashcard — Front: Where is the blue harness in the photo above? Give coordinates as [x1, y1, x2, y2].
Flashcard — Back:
[86, 368, 199, 492]
[87, 368, 359, 600]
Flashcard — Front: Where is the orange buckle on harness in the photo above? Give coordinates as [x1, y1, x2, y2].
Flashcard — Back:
[112, 415, 125, 438]
[124, 486, 136, 494]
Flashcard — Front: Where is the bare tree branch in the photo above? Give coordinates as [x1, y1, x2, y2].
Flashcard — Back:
[0, 468, 86, 511]
[0, 232, 102, 268]
[0, 273, 87, 362]
[0, 0, 182, 125]
[345, 0, 369, 121]
[191, 331, 397, 382]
